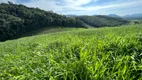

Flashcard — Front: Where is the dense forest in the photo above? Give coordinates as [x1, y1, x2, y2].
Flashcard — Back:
[77, 15, 129, 27]
[0, 2, 129, 41]
[0, 2, 85, 41]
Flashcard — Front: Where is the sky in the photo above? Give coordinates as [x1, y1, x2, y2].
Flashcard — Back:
[0, 0, 142, 16]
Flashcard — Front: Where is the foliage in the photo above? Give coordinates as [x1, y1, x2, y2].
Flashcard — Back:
[0, 24, 142, 80]
[0, 3, 85, 41]
[77, 15, 129, 27]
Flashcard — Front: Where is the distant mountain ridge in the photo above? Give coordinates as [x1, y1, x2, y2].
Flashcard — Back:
[123, 13, 142, 18]
[66, 14, 142, 20]
[0, 2, 131, 41]
[107, 14, 120, 18]
[76, 15, 129, 27]
[66, 14, 129, 27]
[107, 13, 142, 20]
[66, 15, 78, 17]
[123, 13, 142, 20]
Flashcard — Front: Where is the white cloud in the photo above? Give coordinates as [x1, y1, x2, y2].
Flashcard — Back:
[22, 0, 142, 15]
[0, 0, 142, 15]
[23, 0, 93, 12]
[82, 0, 142, 11]
[59, 0, 142, 15]
[62, 0, 92, 6]
[0, 0, 16, 3]
[94, 0, 98, 2]
[24, 0, 59, 11]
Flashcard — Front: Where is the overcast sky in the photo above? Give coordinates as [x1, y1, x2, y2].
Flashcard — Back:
[0, 0, 142, 16]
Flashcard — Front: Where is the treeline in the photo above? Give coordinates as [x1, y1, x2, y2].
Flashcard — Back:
[0, 2, 130, 41]
[76, 15, 129, 27]
[0, 2, 85, 41]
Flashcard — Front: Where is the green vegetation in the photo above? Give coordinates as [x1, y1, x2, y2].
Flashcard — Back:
[21, 27, 83, 37]
[0, 2, 85, 41]
[77, 15, 129, 27]
[0, 24, 142, 80]
[0, 2, 130, 41]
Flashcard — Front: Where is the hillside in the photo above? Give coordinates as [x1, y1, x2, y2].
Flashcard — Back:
[0, 24, 142, 79]
[76, 15, 129, 27]
[0, 2, 132, 41]
[123, 14, 142, 20]
[0, 2, 85, 41]
[107, 14, 120, 18]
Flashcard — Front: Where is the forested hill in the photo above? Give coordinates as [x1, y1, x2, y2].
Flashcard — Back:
[0, 2, 129, 41]
[0, 2, 85, 41]
[76, 15, 129, 27]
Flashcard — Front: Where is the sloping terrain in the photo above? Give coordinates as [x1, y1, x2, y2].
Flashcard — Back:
[123, 14, 142, 20]
[0, 3, 85, 41]
[0, 24, 142, 80]
[77, 15, 129, 27]
[0, 3, 130, 41]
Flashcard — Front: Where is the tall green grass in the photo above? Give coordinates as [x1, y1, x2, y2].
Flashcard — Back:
[0, 24, 142, 80]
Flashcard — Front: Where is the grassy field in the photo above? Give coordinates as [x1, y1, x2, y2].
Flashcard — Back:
[21, 27, 84, 37]
[0, 24, 142, 80]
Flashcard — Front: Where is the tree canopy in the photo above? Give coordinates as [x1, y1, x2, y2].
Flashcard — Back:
[76, 15, 129, 27]
[0, 3, 85, 41]
[0, 3, 129, 41]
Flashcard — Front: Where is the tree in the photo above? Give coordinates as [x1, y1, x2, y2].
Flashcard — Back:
[8, 1, 13, 5]
[0, 3, 85, 41]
